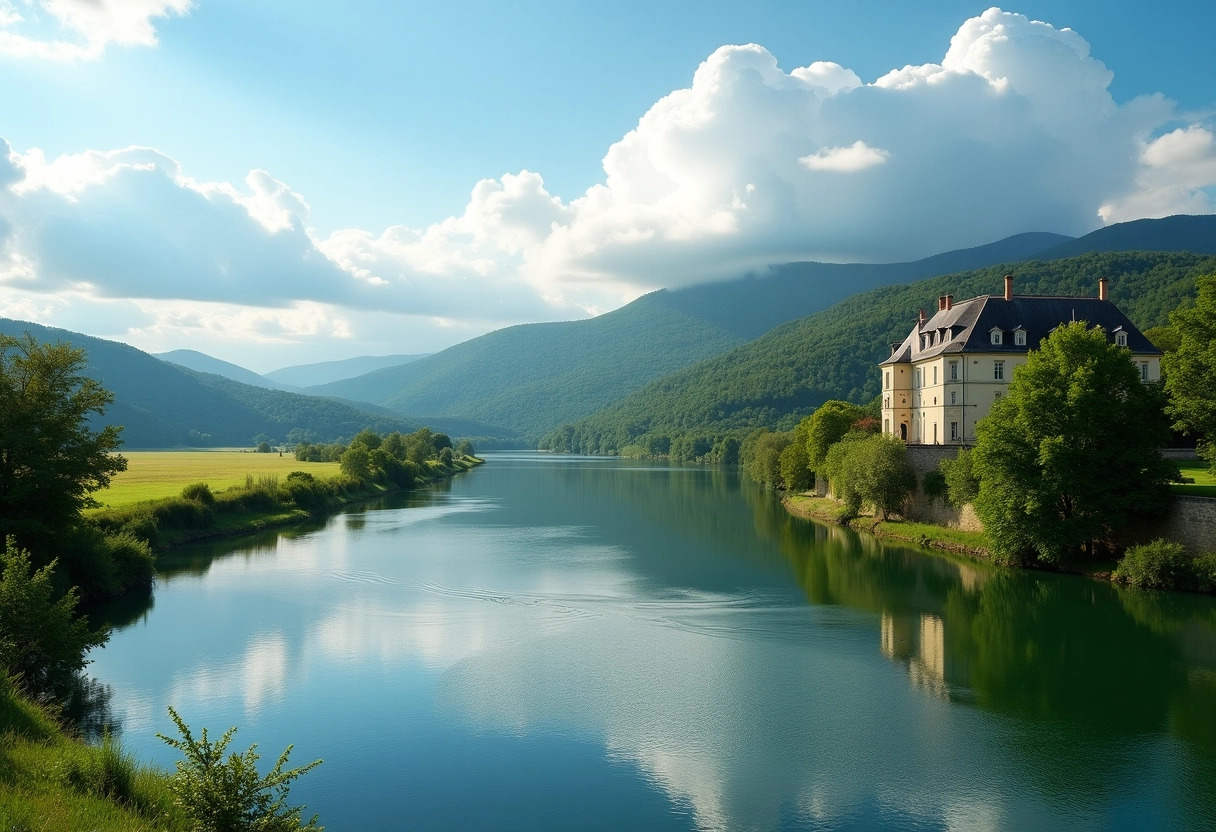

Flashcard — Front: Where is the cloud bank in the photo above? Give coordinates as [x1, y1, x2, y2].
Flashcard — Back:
[0, 0, 191, 60]
[2, 7, 1215, 361]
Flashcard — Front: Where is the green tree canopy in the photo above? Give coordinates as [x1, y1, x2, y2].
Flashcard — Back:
[0, 537, 108, 703]
[972, 321, 1177, 565]
[0, 334, 126, 557]
[1163, 273, 1216, 471]
[805, 401, 867, 474]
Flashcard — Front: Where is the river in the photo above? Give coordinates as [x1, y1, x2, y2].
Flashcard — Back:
[89, 452, 1216, 831]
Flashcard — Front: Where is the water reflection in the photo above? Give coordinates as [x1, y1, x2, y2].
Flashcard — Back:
[89, 454, 1216, 831]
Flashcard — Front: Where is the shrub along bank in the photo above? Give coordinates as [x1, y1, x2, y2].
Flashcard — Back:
[89, 430, 481, 559]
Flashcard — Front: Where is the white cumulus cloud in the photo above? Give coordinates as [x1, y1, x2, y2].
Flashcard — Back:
[799, 141, 890, 173]
[0, 0, 191, 60]
[2, 6, 1215, 362]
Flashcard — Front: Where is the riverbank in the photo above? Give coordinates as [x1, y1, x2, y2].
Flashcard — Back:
[91, 454, 483, 556]
[782, 493, 1134, 585]
[0, 676, 186, 831]
[782, 494, 992, 559]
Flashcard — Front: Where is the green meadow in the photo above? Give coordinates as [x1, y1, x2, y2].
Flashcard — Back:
[96, 451, 342, 509]
[1172, 460, 1216, 498]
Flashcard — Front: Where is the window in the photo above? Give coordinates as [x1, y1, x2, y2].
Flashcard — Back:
[885, 396, 890, 409]
[915, 368, 922, 388]
[884, 371, 890, 389]
[1015, 329, 1026, 346]
[1116, 332, 1128, 347]
[932, 367, 938, 384]
[991, 329, 1003, 345]
[933, 423, 938, 444]
[950, 421, 958, 441]
[950, 391, 957, 405]
[884, 418, 890, 434]
[1141, 362, 1149, 382]
[994, 361, 1005, 381]
[949, 361, 958, 381]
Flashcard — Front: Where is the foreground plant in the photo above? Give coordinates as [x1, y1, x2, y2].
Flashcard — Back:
[158, 706, 323, 831]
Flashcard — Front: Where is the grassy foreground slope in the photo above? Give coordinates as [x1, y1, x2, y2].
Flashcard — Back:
[541, 251, 1216, 454]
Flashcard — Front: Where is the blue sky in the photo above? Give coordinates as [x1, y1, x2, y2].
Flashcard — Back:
[1, 1, 1214, 371]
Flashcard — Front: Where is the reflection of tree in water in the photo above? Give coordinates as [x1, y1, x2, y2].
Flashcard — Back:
[756, 485, 1216, 822]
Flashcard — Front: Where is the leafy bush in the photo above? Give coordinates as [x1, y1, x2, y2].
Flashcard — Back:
[0, 537, 109, 703]
[159, 707, 323, 832]
[1114, 539, 1196, 590]
[1190, 552, 1216, 593]
[939, 449, 979, 508]
[181, 482, 216, 505]
[921, 470, 947, 504]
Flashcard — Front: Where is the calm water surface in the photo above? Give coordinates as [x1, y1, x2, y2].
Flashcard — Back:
[90, 453, 1216, 831]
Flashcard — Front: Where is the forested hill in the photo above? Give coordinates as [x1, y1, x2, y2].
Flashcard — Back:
[540, 251, 1216, 455]
[305, 291, 746, 440]
[662, 231, 1070, 341]
[0, 318, 506, 447]
[304, 231, 1073, 439]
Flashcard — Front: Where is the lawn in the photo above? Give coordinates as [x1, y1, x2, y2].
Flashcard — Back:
[1171, 460, 1216, 498]
[95, 451, 341, 509]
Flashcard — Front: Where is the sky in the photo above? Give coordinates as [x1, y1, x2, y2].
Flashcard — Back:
[1, 1, 1214, 373]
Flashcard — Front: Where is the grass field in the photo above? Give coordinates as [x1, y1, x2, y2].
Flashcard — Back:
[1171, 460, 1216, 498]
[96, 451, 341, 509]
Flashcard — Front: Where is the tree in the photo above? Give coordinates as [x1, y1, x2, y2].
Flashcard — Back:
[0, 537, 108, 703]
[940, 448, 979, 508]
[159, 706, 323, 832]
[0, 334, 127, 557]
[339, 445, 372, 481]
[824, 434, 915, 519]
[805, 401, 866, 476]
[1163, 273, 1216, 472]
[779, 417, 814, 492]
[972, 322, 1177, 565]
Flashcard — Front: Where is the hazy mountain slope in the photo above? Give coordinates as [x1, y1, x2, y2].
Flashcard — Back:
[1038, 214, 1216, 260]
[662, 231, 1072, 341]
[265, 353, 430, 387]
[305, 231, 1076, 439]
[306, 291, 746, 440]
[540, 251, 1216, 454]
[0, 318, 437, 447]
[156, 348, 299, 391]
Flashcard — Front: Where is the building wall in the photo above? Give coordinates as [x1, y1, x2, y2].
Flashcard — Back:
[883, 351, 1162, 446]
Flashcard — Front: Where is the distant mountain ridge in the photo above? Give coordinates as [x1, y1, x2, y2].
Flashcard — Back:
[0, 318, 511, 448]
[266, 353, 430, 387]
[304, 229, 1080, 439]
[156, 349, 300, 392]
[539, 250, 1216, 454]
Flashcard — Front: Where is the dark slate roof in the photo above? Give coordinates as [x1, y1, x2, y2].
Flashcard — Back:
[880, 294, 1160, 365]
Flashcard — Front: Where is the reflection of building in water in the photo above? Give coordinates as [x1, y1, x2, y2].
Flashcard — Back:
[881, 611, 949, 699]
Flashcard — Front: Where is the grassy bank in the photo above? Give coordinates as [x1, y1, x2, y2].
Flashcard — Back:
[0, 677, 185, 831]
[783, 494, 992, 557]
[94, 451, 343, 509]
[89, 453, 482, 554]
[1171, 461, 1216, 497]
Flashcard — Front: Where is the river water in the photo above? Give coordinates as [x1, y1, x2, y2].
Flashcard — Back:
[89, 452, 1216, 831]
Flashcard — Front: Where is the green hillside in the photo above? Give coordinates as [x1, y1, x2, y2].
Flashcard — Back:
[305, 231, 1073, 439]
[306, 291, 746, 440]
[0, 319, 502, 448]
[540, 251, 1216, 455]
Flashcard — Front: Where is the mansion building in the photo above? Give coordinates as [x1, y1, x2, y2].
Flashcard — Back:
[880, 275, 1161, 445]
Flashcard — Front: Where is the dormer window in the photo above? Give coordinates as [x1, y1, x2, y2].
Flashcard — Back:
[1116, 332, 1127, 347]
[990, 327, 1004, 345]
[1014, 328, 1027, 346]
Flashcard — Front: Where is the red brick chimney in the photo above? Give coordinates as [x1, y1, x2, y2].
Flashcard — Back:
[1003, 274, 1014, 301]
[918, 308, 927, 324]
[1099, 276, 1109, 301]
[937, 295, 947, 311]
[944, 294, 953, 310]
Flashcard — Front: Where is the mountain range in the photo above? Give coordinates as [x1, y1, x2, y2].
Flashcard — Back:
[6, 213, 1215, 449]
